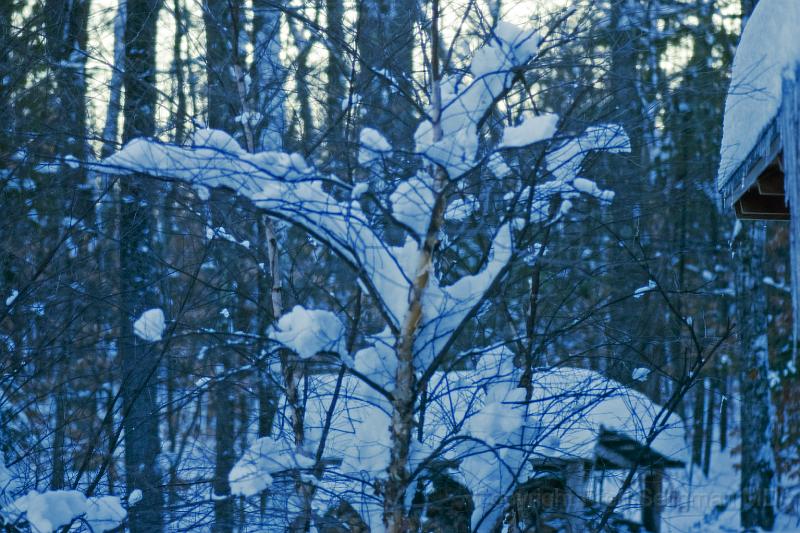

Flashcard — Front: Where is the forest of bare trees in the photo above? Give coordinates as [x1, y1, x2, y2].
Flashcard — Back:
[1, 0, 798, 531]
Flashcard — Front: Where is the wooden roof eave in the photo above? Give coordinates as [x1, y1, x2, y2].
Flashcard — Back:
[595, 427, 685, 470]
[720, 116, 782, 209]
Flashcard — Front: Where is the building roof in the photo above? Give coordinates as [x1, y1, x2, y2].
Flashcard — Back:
[718, 0, 800, 197]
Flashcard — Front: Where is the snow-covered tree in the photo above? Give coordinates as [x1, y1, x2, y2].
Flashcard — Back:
[98, 10, 701, 529]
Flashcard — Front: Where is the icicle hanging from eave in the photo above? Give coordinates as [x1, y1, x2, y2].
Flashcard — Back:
[780, 65, 800, 364]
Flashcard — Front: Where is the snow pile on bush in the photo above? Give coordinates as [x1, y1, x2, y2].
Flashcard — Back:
[133, 308, 166, 342]
[2, 490, 126, 533]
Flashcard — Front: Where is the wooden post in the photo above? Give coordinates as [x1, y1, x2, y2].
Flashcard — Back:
[782, 66, 800, 362]
[641, 467, 663, 533]
[563, 461, 588, 532]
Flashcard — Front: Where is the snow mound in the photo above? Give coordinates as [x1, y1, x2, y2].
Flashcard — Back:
[229, 437, 314, 497]
[2, 490, 126, 533]
[632, 367, 651, 382]
[358, 127, 392, 165]
[190, 128, 245, 154]
[415, 21, 542, 178]
[499, 112, 559, 148]
[390, 173, 435, 236]
[270, 305, 344, 359]
[133, 308, 165, 342]
[467, 362, 687, 464]
[718, 0, 800, 190]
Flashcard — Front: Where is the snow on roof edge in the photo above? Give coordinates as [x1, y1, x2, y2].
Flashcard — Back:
[717, 0, 800, 192]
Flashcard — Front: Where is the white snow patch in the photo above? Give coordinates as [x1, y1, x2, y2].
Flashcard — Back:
[632, 367, 651, 382]
[191, 128, 245, 154]
[390, 173, 436, 237]
[633, 280, 657, 299]
[358, 127, 392, 165]
[351, 182, 369, 199]
[127, 489, 143, 506]
[206, 225, 250, 249]
[2, 491, 126, 533]
[488, 152, 511, 178]
[415, 22, 541, 178]
[445, 196, 479, 221]
[499, 112, 559, 148]
[270, 305, 344, 359]
[133, 308, 166, 342]
[5, 289, 18, 306]
[573, 177, 614, 202]
[84, 496, 127, 533]
[229, 437, 314, 497]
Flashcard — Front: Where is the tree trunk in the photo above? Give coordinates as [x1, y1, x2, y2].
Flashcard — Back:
[642, 468, 663, 533]
[355, 0, 416, 149]
[43, 0, 91, 491]
[384, 3, 439, 530]
[51, 381, 67, 490]
[603, 0, 651, 382]
[703, 377, 715, 477]
[171, 0, 187, 143]
[719, 362, 729, 451]
[691, 381, 705, 469]
[101, 0, 126, 158]
[737, 223, 776, 531]
[324, 0, 346, 167]
[120, 0, 165, 531]
[212, 348, 235, 533]
[256, 214, 279, 440]
[202, 4, 244, 530]
[252, 0, 284, 151]
[203, 0, 242, 134]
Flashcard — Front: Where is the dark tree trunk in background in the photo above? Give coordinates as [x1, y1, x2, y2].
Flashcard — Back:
[256, 214, 279, 440]
[203, 2, 245, 530]
[691, 382, 705, 469]
[0, 1, 13, 156]
[171, 0, 187, 143]
[43, 0, 91, 492]
[120, 0, 165, 531]
[252, 0, 284, 150]
[203, 0, 241, 134]
[44, 0, 90, 166]
[101, 0, 127, 158]
[603, 0, 650, 383]
[325, 0, 346, 168]
[355, 0, 417, 149]
[51, 382, 67, 489]
[703, 378, 716, 477]
[642, 468, 663, 533]
[719, 363, 729, 451]
[212, 346, 235, 533]
[737, 224, 776, 532]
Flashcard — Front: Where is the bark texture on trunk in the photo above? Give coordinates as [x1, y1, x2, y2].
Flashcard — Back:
[355, 0, 416, 149]
[252, 0, 285, 151]
[101, 0, 127, 158]
[737, 223, 776, 532]
[203, 0, 241, 134]
[120, 0, 165, 531]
